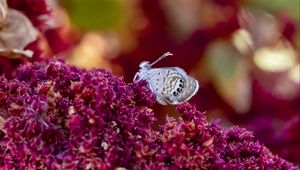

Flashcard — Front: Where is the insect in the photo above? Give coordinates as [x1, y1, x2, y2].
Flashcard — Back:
[133, 52, 199, 105]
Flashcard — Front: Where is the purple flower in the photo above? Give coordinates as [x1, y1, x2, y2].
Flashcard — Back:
[0, 59, 298, 169]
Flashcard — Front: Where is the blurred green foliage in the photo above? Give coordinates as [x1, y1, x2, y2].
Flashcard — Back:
[61, 0, 122, 30]
[246, 0, 299, 20]
[207, 42, 239, 80]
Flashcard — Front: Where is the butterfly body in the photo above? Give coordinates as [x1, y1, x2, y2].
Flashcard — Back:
[134, 53, 199, 105]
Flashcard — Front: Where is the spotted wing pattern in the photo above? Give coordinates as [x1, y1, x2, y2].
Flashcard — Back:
[146, 67, 199, 105]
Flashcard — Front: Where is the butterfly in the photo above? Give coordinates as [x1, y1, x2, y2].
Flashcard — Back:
[133, 52, 199, 105]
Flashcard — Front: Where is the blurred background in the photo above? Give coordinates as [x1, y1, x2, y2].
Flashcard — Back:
[1, 0, 299, 165]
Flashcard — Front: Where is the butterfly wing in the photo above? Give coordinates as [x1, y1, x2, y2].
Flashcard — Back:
[146, 67, 199, 105]
[173, 74, 199, 104]
[145, 68, 173, 105]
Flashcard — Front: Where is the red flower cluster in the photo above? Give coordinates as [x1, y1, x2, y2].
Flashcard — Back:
[0, 60, 298, 169]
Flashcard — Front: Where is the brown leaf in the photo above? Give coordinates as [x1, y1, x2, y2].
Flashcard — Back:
[0, 0, 8, 26]
[0, 9, 38, 58]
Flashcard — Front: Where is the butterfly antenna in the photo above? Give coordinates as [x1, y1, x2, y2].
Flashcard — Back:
[150, 52, 173, 66]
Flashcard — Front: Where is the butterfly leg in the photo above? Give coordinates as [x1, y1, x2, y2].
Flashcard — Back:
[133, 73, 141, 82]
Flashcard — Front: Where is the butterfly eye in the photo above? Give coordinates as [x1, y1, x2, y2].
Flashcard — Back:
[179, 84, 183, 88]
[177, 88, 180, 92]
[173, 91, 178, 96]
[180, 79, 183, 83]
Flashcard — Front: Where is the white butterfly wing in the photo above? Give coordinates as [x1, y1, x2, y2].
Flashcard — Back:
[146, 67, 199, 105]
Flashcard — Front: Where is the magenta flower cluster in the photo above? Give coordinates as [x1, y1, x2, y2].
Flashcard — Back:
[0, 60, 298, 169]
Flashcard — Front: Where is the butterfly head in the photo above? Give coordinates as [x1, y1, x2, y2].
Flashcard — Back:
[134, 61, 151, 82]
[139, 61, 151, 70]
